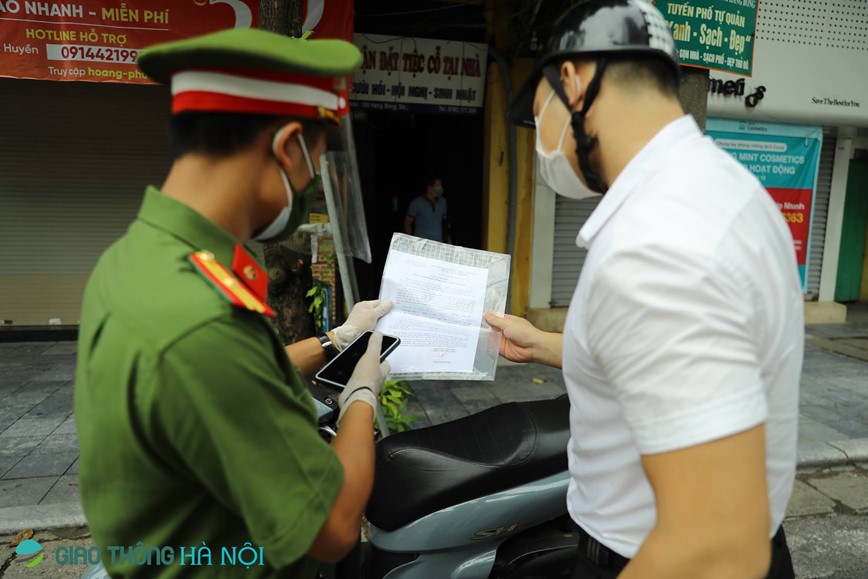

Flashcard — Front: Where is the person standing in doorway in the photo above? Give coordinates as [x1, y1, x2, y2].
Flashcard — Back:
[404, 176, 451, 243]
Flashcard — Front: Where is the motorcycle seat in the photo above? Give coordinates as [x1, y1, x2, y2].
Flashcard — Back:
[366, 396, 570, 532]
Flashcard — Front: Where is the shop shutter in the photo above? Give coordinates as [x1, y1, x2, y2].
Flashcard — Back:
[0, 78, 172, 325]
[806, 129, 836, 299]
[550, 196, 601, 307]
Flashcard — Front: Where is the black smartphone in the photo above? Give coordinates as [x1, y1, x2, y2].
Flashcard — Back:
[314, 331, 400, 390]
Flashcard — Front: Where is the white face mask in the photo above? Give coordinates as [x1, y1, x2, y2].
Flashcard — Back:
[534, 89, 600, 200]
[253, 170, 293, 242]
[253, 130, 315, 242]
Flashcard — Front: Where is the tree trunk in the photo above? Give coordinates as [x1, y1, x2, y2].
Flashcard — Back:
[265, 244, 315, 344]
[259, 0, 316, 344]
[259, 0, 302, 36]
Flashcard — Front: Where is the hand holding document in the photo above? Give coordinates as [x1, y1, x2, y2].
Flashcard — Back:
[376, 234, 511, 381]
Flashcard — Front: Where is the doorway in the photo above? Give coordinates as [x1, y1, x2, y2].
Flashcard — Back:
[835, 153, 868, 302]
[352, 110, 484, 299]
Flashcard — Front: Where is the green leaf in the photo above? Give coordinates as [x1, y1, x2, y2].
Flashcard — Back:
[376, 380, 418, 432]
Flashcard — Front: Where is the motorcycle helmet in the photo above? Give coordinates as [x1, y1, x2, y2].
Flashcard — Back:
[507, 0, 680, 193]
[508, 0, 680, 127]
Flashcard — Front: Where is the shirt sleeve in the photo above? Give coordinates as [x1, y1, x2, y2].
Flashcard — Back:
[586, 243, 768, 455]
[407, 197, 420, 218]
[152, 316, 343, 569]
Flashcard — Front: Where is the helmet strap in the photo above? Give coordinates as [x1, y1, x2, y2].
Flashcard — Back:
[542, 57, 609, 194]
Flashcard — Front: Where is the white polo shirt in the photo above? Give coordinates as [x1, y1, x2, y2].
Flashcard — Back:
[563, 115, 802, 558]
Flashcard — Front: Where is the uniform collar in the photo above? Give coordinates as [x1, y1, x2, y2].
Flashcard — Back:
[137, 187, 270, 300]
[137, 186, 239, 266]
[577, 115, 703, 248]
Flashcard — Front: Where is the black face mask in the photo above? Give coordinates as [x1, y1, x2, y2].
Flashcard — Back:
[283, 171, 321, 241]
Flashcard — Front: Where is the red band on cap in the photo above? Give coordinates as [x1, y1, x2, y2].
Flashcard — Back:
[169, 68, 349, 118]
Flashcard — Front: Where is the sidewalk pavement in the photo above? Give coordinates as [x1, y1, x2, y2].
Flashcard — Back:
[1, 317, 867, 536]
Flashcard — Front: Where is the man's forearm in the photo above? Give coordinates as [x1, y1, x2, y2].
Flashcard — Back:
[329, 402, 376, 520]
[284, 331, 334, 377]
[309, 402, 375, 562]
[534, 332, 563, 369]
[624, 426, 772, 579]
[618, 526, 770, 579]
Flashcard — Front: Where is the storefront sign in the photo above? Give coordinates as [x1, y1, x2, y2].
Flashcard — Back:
[708, 77, 766, 108]
[655, 0, 758, 76]
[351, 33, 486, 115]
[707, 118, 823, 292]
[707, 3, 868, 127]
[0, 0, 258, 84]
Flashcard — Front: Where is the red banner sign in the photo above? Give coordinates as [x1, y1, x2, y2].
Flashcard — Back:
[0, 0, 259, 84]
[302, 0, 352, 42]
[767, 187, 812, 266]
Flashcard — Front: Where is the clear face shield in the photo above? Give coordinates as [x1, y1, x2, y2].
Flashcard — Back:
[280, 115, 372, 265]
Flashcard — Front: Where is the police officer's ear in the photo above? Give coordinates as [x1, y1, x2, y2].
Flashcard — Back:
[271, 121, 304, 171]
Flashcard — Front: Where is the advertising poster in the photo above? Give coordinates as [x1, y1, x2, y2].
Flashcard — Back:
[0, 0, 258, 84]
[707, 118, 823, 292]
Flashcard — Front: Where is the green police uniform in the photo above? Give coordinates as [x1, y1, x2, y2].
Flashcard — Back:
[74, 29, 363, 578]
[76, 188, 340, 578]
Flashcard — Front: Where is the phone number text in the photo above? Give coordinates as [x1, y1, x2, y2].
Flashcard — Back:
[46, 44, 138, 64]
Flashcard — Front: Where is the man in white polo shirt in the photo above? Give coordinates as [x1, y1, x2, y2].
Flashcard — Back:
[485, 1, 800, 577]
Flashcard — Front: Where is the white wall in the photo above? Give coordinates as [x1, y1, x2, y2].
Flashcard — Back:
[707, 0, 868, 128]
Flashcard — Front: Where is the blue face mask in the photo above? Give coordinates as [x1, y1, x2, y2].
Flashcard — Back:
[254, 131, 319, 243]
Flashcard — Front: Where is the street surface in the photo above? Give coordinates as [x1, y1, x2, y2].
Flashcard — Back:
[2, 465, 867, 578]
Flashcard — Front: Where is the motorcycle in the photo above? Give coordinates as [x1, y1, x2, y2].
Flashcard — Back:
[319, 391, 578, 579]
[82, 391, 577, 579]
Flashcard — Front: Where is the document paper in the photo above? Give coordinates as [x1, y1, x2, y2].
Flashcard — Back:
[375, 234, 510, 380]
[378, 251, 488, 374]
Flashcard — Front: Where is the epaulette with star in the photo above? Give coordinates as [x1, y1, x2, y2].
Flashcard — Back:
[188, 245, 275, 318]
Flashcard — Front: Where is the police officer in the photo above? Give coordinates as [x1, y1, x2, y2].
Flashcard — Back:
[75, 28, 389, 578]
[486, 1, 799, 577]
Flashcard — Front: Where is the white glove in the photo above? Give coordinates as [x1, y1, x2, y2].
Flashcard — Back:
[337, 332, 391, 424]
[332, 299, 393, 351]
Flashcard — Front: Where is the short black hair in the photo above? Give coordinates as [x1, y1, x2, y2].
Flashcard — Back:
[168, 112, 328, 160]
[604, 55, 680, 98]
[425, 176, 441, 187]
